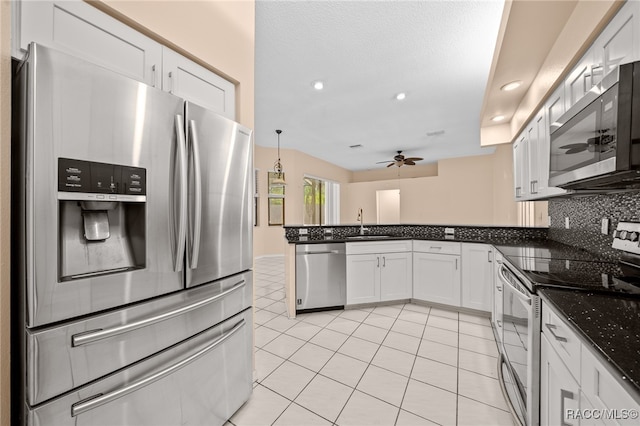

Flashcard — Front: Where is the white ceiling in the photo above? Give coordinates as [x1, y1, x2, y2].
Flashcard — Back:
[254, 0, 505, 172]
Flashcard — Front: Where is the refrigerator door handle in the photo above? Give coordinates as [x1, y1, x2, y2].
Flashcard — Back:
[172, 115, 188, 272]
[71, 279, 247, 347]
[71, 319, 246, 417]
[188, 119, 203, 269]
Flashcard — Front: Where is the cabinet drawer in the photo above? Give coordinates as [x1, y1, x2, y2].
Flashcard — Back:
[581, 345, 640, 425]
[346, 240, 412, 255]
[541, 302, 582, 382]
[413, 240, 461, 255]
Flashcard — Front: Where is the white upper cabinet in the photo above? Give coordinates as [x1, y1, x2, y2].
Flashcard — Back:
[546, 85, 566, 136]
[162, 48, 236, 120]
[592, 0, 640, 81]
[564, 49, 595, 109]
[14, 0, 161, 87]
[513, 133, 529, 200]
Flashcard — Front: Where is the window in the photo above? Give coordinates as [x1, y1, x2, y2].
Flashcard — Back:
[303, 175, 339, 225]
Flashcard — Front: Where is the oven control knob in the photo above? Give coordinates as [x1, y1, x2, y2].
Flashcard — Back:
[620, 230, 628, 240]
[615, 230, 623, 239]
[630, 232, 639, 242]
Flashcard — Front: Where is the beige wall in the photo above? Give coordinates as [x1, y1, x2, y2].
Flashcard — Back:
[253, 146, 352, 256]
[351, 162, 438, 183]
[342, 147, 518, 227]
[1, 0, 11, 421]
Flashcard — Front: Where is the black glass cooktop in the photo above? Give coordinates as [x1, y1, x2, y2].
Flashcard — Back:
[504, 255, 640, 296]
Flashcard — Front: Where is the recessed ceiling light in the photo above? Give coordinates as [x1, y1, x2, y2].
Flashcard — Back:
[491, 115, 505, 122]
[395, 92, 406, 101]
[312, 81, 324, 90]
[500, 80, 522, 91]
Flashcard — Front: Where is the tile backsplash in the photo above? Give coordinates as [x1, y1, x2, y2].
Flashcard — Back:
[548, 191, 640, 260]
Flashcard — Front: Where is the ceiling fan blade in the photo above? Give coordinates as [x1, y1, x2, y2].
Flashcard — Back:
[376, 160, 393, 164]
[404, 157, 423, 162]
[560, 143, 587, 150]
[565, 147, 587, 154]
[386, 162, 395, 168]
[403, 160, 416, 165]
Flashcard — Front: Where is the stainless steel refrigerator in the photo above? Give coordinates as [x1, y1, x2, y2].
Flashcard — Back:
[12, 43, 253, 425]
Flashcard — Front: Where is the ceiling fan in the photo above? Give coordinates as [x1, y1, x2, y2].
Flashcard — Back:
[376, 151, 424, 167]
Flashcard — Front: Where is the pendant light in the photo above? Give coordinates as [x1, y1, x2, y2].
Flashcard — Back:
[272, 129, 287, 186]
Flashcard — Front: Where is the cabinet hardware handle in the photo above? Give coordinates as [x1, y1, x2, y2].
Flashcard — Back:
[496, 320, 502, 327]
[152, 64, 157, 87]
[560, 389, 574, 426]
[383, 256, 386, 267]
[545, 323, 568, 342]
[488, 251, 492, 263]
[496, 286, 502, 292]
[455, 258, 458, 270]
[168, 71, 174, 93]
[377, 256, 380, 267]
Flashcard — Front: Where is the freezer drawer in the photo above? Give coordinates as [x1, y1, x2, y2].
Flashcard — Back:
[296, 243, 346, 311]
[28, 308, 253, 426]
[26, 271, 252, 406]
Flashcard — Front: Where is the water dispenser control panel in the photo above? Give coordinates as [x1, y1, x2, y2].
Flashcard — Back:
[58, 158, 146, 195]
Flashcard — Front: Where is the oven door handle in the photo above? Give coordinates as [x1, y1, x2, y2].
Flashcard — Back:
[497, 353, 525, 426]
[71, 319, 246, 417]
[71, 279, 246, 347]
[498, 265, 532, 305]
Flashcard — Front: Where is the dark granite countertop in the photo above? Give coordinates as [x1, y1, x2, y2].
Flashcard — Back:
[288, 234, 549, 246]
[539, 288, 640, 399]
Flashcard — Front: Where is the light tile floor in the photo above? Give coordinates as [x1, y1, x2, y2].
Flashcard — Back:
[229, 256, 514, 426]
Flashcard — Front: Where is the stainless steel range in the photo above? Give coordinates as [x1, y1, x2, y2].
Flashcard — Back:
[494, 221, 640, 426]
[13, 44, 254, 425]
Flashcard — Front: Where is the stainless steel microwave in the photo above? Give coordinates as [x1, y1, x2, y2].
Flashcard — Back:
[549, 60, 640, 190]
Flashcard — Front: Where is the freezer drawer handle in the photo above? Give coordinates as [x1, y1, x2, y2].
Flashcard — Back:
[71, 279, 246, 347]
[71, 319, 246, 417]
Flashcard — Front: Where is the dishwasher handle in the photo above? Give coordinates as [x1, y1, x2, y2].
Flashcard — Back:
[301, 250, 342, 255]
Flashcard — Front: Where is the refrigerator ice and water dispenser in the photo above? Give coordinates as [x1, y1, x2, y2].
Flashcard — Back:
[58, 157, 147, 281]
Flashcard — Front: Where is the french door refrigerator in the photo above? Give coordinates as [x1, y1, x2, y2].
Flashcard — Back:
[12, 43, 253, 425]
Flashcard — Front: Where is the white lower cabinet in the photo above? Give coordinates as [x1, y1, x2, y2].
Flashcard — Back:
[412, 251, 461, 306]
[345, 241, 412, 305]
[460, 243, 493, 311]
[541, 332, 580, 426]
[540, 300, 640, 426]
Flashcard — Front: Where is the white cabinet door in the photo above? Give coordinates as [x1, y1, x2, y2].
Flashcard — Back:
[15, 0, 161, 87]
[380, 252, 412, 302]
[346, 254, 380, 305]
[460, 244, 493, 312]
[581, 345, 640, 425]
[547, 85, 566, 135]
[592, 0, 640, 82]
[513, 134, 529, 200]
[527, 115, 541, 197]
[540, 333, 581, 426]
[162, 48, 236, 120]
[413, 252, 460, 306]
[565, 49, 595, 109]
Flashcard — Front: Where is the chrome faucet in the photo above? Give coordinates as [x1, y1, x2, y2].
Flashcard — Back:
[357, 208, 365, 235]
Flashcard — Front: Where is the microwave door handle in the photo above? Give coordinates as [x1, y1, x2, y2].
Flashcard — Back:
[71, 319, 246, 417]
[187, 120, 202, 269]
[498, 265, 532, 306]
[173, 115, 188, 272]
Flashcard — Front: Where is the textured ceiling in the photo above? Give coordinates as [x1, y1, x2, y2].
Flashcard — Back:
[255, 0, 504, 171]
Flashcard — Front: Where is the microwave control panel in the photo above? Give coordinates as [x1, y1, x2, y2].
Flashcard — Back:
[58, 158, 146, 195]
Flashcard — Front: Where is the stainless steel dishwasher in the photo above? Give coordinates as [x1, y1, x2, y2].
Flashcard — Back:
[296, 243, 346, 313]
